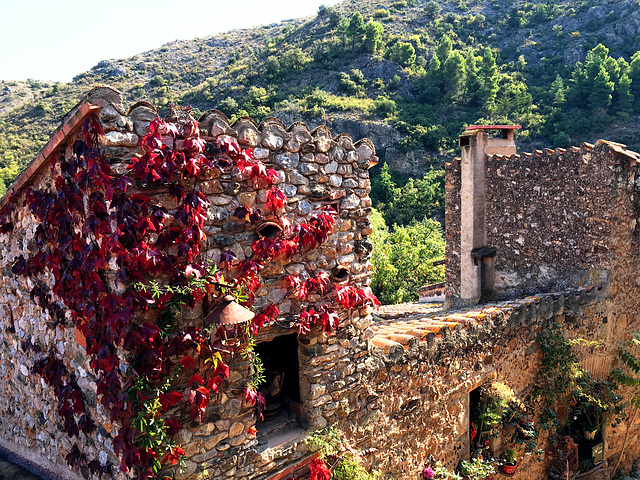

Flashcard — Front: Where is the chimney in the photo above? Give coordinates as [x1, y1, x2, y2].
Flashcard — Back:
[457, 125, 520, 304]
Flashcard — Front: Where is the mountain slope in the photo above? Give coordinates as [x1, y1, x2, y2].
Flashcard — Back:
[2, 0, 640, 195]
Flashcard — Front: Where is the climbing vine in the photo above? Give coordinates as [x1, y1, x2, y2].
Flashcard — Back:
[10, 111, 377, 479]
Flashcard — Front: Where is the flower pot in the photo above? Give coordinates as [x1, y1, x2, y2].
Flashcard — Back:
[502, 463, 517, 475]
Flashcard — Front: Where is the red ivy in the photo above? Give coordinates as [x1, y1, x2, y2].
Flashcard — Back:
[12, 112, 377, 478]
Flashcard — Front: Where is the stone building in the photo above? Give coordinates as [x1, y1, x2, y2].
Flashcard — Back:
[3, 89, 640, 480]
[0, 85, 379, 480]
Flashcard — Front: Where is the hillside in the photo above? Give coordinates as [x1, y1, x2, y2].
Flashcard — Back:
[2, 0, 640, 198]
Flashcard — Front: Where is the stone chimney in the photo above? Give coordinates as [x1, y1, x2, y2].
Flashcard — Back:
[457, 125, 520, 304]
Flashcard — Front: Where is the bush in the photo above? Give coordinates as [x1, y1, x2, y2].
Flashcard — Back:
[374, 8, 390, 18]
[149, 75, 166, 87]
[373, 96, 397, 117]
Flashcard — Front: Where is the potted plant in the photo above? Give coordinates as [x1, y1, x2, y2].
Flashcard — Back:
[502, 448, 518, 475]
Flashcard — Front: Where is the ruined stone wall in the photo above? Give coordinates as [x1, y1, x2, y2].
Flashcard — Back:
[0, 86, 378, 480]
[446, 140, 640, 303]
[357, 288, 640, 479]
[485, 143, 631, 299]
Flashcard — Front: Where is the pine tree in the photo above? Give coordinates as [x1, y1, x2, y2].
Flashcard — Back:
[464, 50, 481, 107]
[585, 44, 609, 82]
[629, 51, 640, 107]
[588, 66, 614, 110]
[477, 47, 500, 110]
[364, 20, 384, 53]
[389, 42, 416, 67]
[443, 51, 466, 103]
[550, 74, 566, 105]
[347, 12, 366, 48]
[435, 35, 452, 64]
[616, 74, 634, 114]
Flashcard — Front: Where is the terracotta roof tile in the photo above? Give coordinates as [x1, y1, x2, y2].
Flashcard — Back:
[369, 287, 602, 354]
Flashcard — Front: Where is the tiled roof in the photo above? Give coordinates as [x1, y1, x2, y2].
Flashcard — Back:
[370, 287, 601, 353]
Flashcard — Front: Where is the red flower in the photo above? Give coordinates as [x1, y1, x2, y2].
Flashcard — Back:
[310, 458, 331, 480]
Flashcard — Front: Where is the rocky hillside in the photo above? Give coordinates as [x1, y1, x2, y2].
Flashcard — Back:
[2, 0, 640, 195]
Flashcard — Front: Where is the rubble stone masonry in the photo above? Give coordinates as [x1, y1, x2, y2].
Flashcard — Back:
[4, 91, 640, 480]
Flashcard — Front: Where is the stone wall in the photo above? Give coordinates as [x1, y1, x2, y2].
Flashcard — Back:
[0, 86, 378, 480]
[444, 157, 461, 302]
[445, 138, 640, 304]
[360, 287, 640, 479]
[484, 142, 634, 299]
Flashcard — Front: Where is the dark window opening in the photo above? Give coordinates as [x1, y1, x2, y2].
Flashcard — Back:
[255, 334, 305, 450]
[256, 221, 282, 239]
[325, 201, 340, 215]
[471, 247, 497, 302]
[459, 136, 470, 148]
[331, 266, 350, 283]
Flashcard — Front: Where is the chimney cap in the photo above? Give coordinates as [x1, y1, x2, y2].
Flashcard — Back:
[465, 125, 522, 131]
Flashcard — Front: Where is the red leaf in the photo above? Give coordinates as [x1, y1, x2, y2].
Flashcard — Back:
[159, 391, 184, 411]
[180, 355, 195, 369]
[266, 187, 287, 212]
[310, 459, 331, 480]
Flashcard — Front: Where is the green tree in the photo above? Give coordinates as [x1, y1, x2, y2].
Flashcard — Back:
[550, 74, 566, 105]
[435, 35, 453, 65]
[442, 50, 466, 103]
[628, 51, 640, 107]
[370, 209, 445, 305]
[477, 47, 500, 110]
[364, 20, 385, 53]
[616, 73, 634, 114]
[464, 50, 481, 106]
[389, 41, 416, 67]
[370, 163, 398, 208]
[589, 66, 614, 110]
[347, 12, 366, 47]
[279, 47, 312, 72]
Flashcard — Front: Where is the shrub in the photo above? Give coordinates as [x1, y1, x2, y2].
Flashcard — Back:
[374, 8, 390, 18]
[372, 96, 397, 117]
[149, 75, 166, 87]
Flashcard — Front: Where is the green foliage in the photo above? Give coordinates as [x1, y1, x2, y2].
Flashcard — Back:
[372, 163, 445, 225]
[615, 331, 640, 408]
[306, 426, 379, 480]
[372, 96, 397, 117]
[389, 42, 416, 67]
[374, 9, 390, 19]
[149, 75, 166, 87]
[347, 12, 366, 47]
[477, 47, 500, 110]
[364, 20, 385, 53]
[458, 457, 495, 480]
[370, 208, 445, 305]
[533, 322, 623, 431]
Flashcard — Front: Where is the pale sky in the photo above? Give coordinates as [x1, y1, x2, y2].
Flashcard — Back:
[0, 0, 342, 82]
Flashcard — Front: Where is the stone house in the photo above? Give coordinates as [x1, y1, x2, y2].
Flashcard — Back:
[2, 88, 640, 480]
[0, 85, 379, 480]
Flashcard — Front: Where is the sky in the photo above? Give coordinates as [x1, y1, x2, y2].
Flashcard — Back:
[0, 0, 342, 83]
